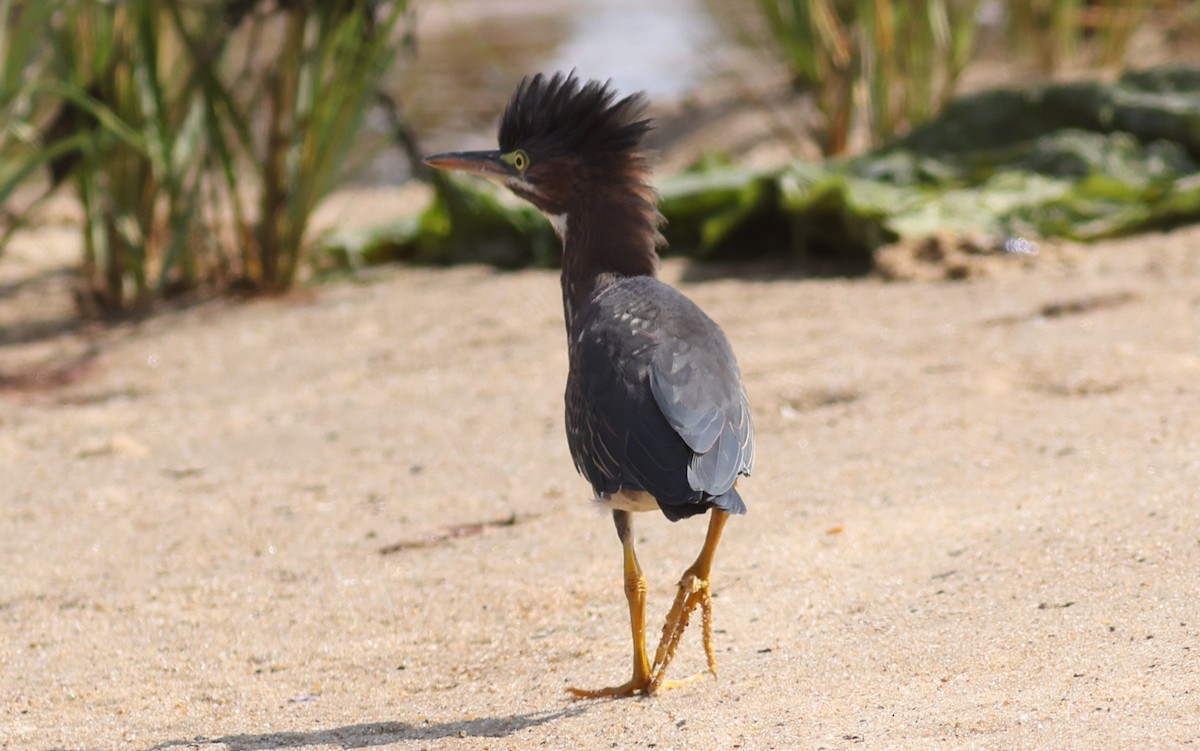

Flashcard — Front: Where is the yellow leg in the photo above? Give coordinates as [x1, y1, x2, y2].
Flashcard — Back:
[568, 511, 653, 698]
[650, 509, 730, 693]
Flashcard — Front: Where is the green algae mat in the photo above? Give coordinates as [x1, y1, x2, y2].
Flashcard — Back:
[324, 65, 1200, 271]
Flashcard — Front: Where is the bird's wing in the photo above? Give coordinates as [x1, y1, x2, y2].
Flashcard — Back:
[648, 316, 754, 498]
[568, 320, 697, 505]
[567, 280, 753, 511]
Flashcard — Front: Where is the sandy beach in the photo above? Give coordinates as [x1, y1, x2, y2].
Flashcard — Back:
[2, 210, 1198, 749]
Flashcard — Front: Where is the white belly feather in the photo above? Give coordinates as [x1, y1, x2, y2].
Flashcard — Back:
[594, 489, 660, 513]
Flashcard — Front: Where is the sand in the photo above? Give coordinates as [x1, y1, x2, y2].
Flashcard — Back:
[2, 220, 1199, 750]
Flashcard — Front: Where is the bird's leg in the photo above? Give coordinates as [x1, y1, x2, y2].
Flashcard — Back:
[650, 509, 730, 693]
[567, 510, 653, 698]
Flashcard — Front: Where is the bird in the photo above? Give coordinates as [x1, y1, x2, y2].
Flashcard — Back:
[423, 71, 754, 698]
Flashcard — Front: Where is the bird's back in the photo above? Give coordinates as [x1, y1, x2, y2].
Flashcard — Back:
[565, 276, 753, 521]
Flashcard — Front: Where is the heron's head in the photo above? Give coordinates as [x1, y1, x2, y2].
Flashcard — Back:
[424, 71, 655, 219]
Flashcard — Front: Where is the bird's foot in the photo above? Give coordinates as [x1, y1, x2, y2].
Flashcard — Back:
[567, 669, 705, 699]
[650, 571, 716, 693]
[566, 675, 651, 699]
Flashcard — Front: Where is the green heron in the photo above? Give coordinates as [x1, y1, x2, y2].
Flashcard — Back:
[424, 72, 754, 698]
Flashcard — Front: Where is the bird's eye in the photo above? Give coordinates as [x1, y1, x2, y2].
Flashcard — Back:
[506, 150, 529, 173]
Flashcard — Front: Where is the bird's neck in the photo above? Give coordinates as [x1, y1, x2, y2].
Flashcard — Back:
[555, 194, 663, 332]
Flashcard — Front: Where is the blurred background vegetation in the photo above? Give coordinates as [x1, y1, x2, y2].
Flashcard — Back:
[1, 0, 408, 314]
[2, 0, 1199, 317]
[754, 0, 1196, 156]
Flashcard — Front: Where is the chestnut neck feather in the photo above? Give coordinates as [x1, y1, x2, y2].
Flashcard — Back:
[559, 161, 664, 332]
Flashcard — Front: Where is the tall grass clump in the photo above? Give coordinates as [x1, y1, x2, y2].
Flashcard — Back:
[42, 1, 210, 311]
[1006, 0, 1155, 72]
[204, 1, 409, 293]
[0, 0, 409, 314]
[756, 0, 980, 155]
[0, 1, 70, 247]
[755, 0, 1180, 156]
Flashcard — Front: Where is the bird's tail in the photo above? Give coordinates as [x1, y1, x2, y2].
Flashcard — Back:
[713, 486, 747, 516]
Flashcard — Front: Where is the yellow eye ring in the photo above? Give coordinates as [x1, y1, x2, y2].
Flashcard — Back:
[505, 149, 529, 173]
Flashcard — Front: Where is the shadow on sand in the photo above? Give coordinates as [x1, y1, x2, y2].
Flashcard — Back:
[145, 707, 589, 750]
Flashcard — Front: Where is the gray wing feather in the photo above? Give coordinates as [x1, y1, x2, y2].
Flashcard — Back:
[648, 320, 753, 498]
[566, 277, 753, 516]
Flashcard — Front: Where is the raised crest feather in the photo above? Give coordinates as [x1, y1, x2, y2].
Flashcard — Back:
[499, 71, 653, 164]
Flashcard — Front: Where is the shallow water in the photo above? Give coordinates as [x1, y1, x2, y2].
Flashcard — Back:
[368, 0, 744, 182]
[540, 0, 724, 100]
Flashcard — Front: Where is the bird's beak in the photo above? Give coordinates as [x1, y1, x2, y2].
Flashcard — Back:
[422, 150, 511, 181]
